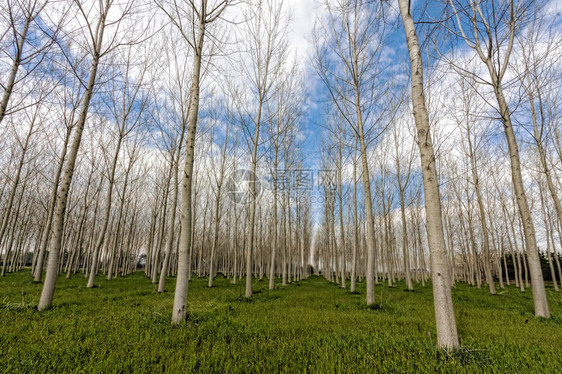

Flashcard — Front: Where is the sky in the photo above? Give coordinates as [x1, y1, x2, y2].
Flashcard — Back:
[280, 0, 326, 170]
[4, 0, 562, 239]
[273, 0, 562, 234]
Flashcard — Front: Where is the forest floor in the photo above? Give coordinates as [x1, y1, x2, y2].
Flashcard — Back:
[1, 272, 561, 373]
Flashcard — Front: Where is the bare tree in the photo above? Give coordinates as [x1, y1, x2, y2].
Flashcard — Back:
[453, 75, 496, 294]
[87, 42, 151, 288]
[38, 0, 142, 310]
[207, 98, 231, 288]
[449, 0, 549, 318]
[313, 0, 391, 305]
[156, 34, 190, 293]
[397, 0, 459, 350]
[232, 0, 290, 298]
[156, 0, 231, 324]
[0, 0, 58, 124]
[392, 113, 416, 290]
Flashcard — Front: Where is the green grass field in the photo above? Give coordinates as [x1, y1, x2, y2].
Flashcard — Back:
[1, 272, 561, 373]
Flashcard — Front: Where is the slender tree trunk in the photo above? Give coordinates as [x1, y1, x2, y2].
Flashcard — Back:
[158, 129, 185, 292]
[355, 83, 376, 305]
[486, 52, 549, 316]
[465, 125, 495, 294]
[0, 6, 33, 124]
[268, 151, 279, 290]
[33, 128, 71, 282]
[398, 0, 459, 349]
[38, 18, 105, 309]
[0, 113, 35, 257]
[525, 71, 562, 258]
[351, 140, 358, 292]
[208, 135, 228, 287]
[108, 160, 132, 281]
[2, 173, 30, 276]
[171, 15, 205, 324]
[87, 134, 123, 288]
[245, 94, 264, 297]
[539, 183, 558, 291]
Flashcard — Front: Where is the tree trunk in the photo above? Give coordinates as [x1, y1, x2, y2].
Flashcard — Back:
[158, 127, 185, 292]
[398, 0, 459, 350]
[492, 81, 549, 317]
[33, 128, 71, 282]
[0, 6, 33, 124]
[171, 15, 205, 324]
[465, 123, 495, 294]
[38, 21, 105, 310]
[351, 140, 359, 292]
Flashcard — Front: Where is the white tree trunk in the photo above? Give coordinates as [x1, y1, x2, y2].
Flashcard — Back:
[38, 33, 104, 310]
[171, 18, 205, 324]
[493, 83, 549, 317]
[398, 0, 459, 350]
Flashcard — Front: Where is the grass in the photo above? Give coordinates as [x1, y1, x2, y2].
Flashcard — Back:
[1, 271, 561, 373]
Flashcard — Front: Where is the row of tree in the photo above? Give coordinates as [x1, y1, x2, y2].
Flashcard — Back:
[312, 0, 561, 349]
[1, 0, 560, 350]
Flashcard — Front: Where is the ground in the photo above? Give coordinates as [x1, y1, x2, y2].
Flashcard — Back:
[1, 272, 561, 373]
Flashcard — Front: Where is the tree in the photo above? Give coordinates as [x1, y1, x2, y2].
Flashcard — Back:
[517, 13, 562, 261]
[39, 0, 140, 310]
[392, 113, 416, 290]
[156, 0, 231, 324]
[449, 0, 549, 318]
[156, 33, 190, 293]
[232, 0, 290, 298]
[397, 0, 460, 350]
[453, 75, 496, 294]
[313, 0, 391, 305]
[87, 43, 151, 288]
[0, 0, 58, 124]
[207, 98, 231, 288]
[266, 59, 302, 290]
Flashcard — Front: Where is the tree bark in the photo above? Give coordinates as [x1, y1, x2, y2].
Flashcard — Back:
[398, 0, 459, 350]
[493, 83, 549, 317]
[171, 14, 205, 324]
[34, 127, 71, 282]
[38, 12, 106, 310]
